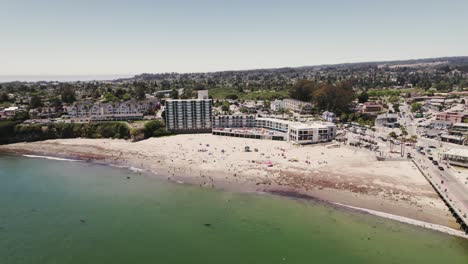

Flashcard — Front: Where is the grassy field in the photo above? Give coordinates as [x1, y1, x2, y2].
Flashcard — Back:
[209, 87, 288, 101]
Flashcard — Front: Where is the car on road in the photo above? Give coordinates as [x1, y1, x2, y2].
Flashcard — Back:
[428, 156, 433, 161]
[438, 166, 444, 171]
[429, 145, 436, 149]
[432, 160, 439, 165]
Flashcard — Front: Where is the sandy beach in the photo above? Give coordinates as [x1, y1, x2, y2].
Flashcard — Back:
[0, 134, 461, 232]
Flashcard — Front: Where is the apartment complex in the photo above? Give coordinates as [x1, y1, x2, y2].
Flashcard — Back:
[282, 99, 313, 114]
[435, 112, 467, 124]
[65, 99, 157, 122]
[441, 123, 468, 145]
[270, 100, 284, 112]
[361, 102, 383, 113]
[269, 99, 313, 114]
[165, 99, 213, 133]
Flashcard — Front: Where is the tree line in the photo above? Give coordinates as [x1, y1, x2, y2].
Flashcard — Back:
[288, 80, 355, 114]
[0, 121, 130, 145]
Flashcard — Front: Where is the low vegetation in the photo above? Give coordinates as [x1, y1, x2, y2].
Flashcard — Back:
[0, 121, 130, 145]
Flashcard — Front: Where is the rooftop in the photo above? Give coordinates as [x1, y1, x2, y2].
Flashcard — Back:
[453, 123, 468, 128]
[444, 148, 468, 157]
[376, 113, 398, 119]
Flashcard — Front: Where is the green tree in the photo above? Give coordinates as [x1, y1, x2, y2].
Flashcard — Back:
[104, 93, 119, 102]
[357, 91, 369, 103]
[289, 80, 316, 102]
[221, 102, 230, 114]
[340, 112, 348, 122]
[0, 93, 9, 102]
[144, 120, 168, 138]
[170, 89, 179, 99]
[411, 102, 423, 113]
[30, 94, 43, 108]
[313, 81, 355, 114]
[135, 86, 146, 100]
[61, 86, 76, 104]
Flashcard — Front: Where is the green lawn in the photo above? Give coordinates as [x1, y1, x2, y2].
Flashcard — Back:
[208, 87, 237, 99]
[209, 87, 288, 101]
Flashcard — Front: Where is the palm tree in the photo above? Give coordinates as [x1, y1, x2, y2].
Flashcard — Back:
[388, 131, 398, 153]
[410, 135, 418, 148]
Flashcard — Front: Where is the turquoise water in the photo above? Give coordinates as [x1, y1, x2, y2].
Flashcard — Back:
[0, 155, 467, 264]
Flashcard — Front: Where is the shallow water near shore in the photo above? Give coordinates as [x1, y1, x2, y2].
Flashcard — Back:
[0, 155, 467, 264]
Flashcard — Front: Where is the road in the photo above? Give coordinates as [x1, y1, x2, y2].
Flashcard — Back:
[412, 150, 468, 228]
[399, 103, 468, 230]
[346, 103, 468, 230]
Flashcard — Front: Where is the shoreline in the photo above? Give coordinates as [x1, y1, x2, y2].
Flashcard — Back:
[4, 152, 467, 239]
[0, 135, 465, 238]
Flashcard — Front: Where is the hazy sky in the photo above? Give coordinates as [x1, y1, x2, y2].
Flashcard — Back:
[1, 0, 467, 75]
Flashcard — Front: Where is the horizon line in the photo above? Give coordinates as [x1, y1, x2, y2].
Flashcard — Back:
[1, 55, 467, 83]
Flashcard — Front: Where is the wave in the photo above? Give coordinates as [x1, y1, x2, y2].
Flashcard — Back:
[23, 154, 146, 175]
[23, 154, 80, 162]
[109, 164, 145, 173]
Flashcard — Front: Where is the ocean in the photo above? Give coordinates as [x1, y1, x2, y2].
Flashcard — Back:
[0, 155, 467, 264]
[0, 75, 134, 83]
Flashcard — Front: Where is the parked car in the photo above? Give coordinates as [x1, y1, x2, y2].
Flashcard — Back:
[429, 145, 436, 149]
[432, 160, 439, 165]
[438, 166, 444, 171]
[428, 156, 433, 161]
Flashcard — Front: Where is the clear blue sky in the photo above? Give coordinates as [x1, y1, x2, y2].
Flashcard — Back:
[1, 0, 467, 75]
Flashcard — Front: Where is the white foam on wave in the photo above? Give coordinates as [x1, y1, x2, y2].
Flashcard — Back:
[23, 155, 80, 162]
[109, 164, 145, 174]
[129, 167, 144, 173]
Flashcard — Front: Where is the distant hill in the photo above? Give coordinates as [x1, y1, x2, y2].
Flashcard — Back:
[129, 56, 468, 81]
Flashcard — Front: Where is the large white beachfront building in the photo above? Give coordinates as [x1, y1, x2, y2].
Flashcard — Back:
[212, 116, 336, 145]
[165, 99, 213, 133]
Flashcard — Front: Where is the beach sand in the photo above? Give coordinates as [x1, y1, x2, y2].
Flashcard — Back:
[0, 134, 460, 231]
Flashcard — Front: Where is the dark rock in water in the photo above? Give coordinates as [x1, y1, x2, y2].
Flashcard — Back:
[203, 223, 212, 227]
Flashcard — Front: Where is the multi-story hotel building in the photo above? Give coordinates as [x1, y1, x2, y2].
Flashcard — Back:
[212, 116, 336, 145]
[213, 114, 255, 129]
[165, 99, 213, 133]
